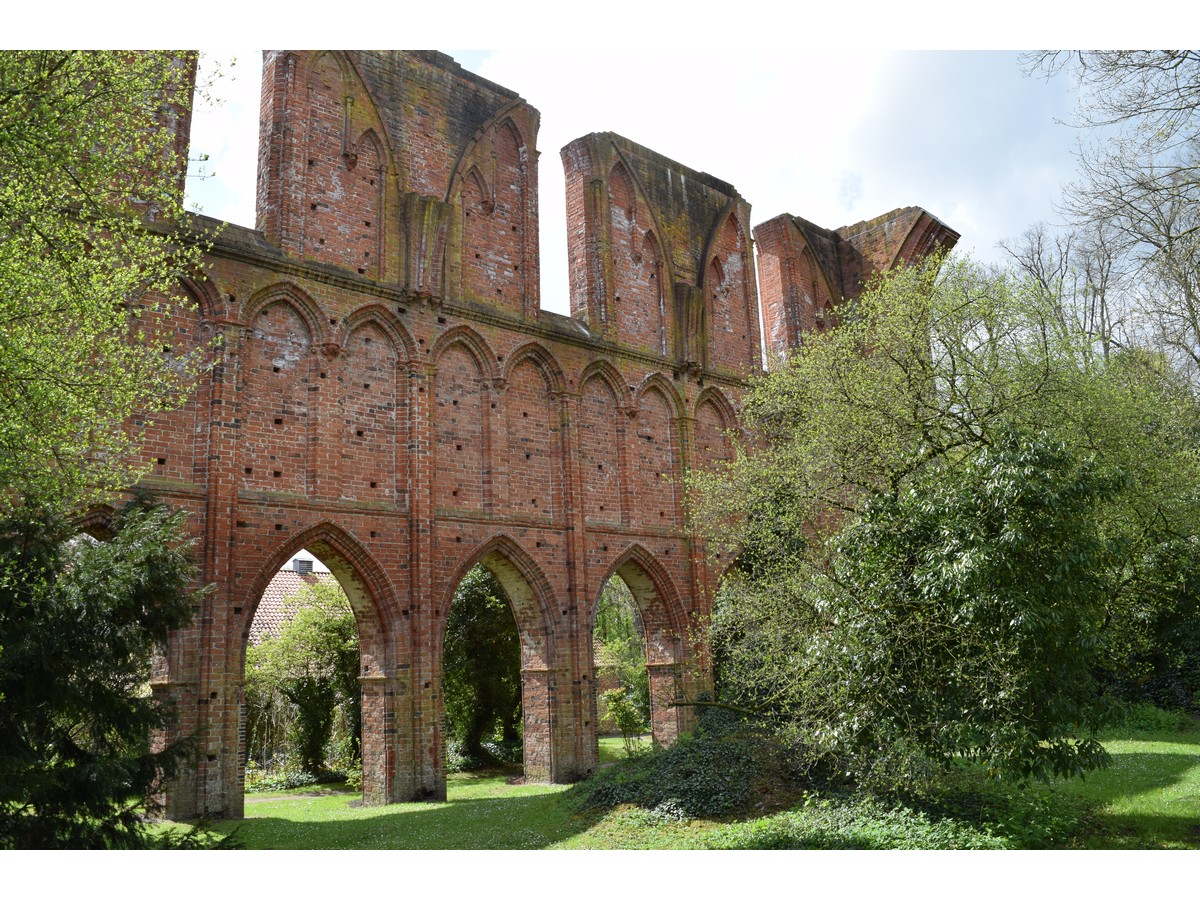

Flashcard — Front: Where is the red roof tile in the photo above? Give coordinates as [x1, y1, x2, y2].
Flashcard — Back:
[249, 570, 337, 644]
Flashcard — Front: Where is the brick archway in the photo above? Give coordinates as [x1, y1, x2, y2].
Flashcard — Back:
[135, 50, 953, 819]
[231, 524, 409, 817]
[440, 535, 565, 784]
[593, 544, 691, 750]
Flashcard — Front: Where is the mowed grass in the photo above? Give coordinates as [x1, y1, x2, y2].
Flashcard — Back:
[1050, 730, 1200, 849]
[182, 728, 1200, 849]
[597, 734, 649, 763]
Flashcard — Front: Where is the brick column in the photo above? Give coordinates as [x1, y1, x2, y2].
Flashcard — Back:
[556, 390, 597, 777]
[410, 357, 439, 798]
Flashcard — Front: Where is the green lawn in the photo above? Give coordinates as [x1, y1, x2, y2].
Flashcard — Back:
[1049, 730, 1200, 849]
[183, 728, 1200, 849]
[597, 734, 649, 763]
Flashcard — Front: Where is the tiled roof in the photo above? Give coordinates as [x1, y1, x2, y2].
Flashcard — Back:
[249, 570, 336, 644]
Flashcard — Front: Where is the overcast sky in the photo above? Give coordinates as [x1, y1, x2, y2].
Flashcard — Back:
[186, 49, 1083, 317]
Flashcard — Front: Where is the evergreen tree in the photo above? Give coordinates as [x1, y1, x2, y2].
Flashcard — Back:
[0, 498, 204, 848]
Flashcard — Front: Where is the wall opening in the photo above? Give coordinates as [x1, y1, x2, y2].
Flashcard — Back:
[442, 564, 523, 773]
[243, 549, 364, 800]
[593, 575, 650, 761]
[593, 555, 684, 757]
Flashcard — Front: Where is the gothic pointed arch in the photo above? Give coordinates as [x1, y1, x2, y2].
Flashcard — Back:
[433, 325, 496, 511]
[444, 101, 531, 203]
[441, 533, 557, 668]
[634, 372, 686, 420]
[458, 165, 494, 214]
[430, 324, 499, 381]
[74, 504, 118, 541]
[598, 542, 688, 652]
[632, 376, 683, 528]
[178, 269, 223, 322]
[337, 308, 407, 503]
[577, 360, 627, 524]
[577, 358, 627, 399]
[694, 387, 738, 471]
[242, 282, 327, 345]
[606, 144, 676, 286]
[239, 286, 323, 500]
[299, 53, 396, 273]
[239, 521, 402, 668]
[700, 207, 756, 376]
[503, 341, 565, 394]
[608, 161, 635, 220]
[502, 342, 564, 518]
[340, 302, 416, 360]
[694, 385, 737, 427]
[439, 532, 562, 781]
[593, 542, 688, 746]
[237, 521, 406, 808]
[447, 104, 536, 313]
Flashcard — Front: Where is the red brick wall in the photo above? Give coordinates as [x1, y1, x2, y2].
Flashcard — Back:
[704, 215, 758, 376]
[130, 50, 952, 819]
[578, 373, 624, 525]
[755, 210, 960, 365]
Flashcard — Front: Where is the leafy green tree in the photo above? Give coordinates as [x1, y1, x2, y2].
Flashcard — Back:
[0, 498, 204, 849]
[0, 50, 210, 515]
[806, 430, 1114, 782]
[692, 254, 1200, 782]
[245, 580, 360, 777]
[443, 566, 521, 764]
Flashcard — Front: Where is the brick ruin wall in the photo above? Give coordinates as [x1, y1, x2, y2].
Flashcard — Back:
[121, 50, 958, 818]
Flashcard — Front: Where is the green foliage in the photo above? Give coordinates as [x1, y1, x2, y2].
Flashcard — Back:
[243, 758, 320, 794]
[693, 254, 1200, 785]
[0, 498, 204, 849]
[1110, 702, 1198, 736]
[245, 579, 360, 777]
[443, 566, 522, 765]
[569, 711, 794, 820]
[807, 430, 1117, 783]
[599, 689, 646, 756]
[0, 51, 213, 514]
[188, 731, 1200, 849]
[693, 795, 1008, 849]
[593, 577, 650, 737]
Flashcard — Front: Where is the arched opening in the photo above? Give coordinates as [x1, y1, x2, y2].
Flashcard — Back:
[240, 537, 393, 807]
[440, 539, 558, 784]
[243, 550, 362, 795]
[593, 575, 650, 760]
[591, 552, 686, 762]
[442, 565, 523, 773]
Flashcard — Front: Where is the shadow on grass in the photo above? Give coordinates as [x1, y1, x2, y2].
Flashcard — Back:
[1057, 750, 1200, 848]
[217, 789, 603, 850]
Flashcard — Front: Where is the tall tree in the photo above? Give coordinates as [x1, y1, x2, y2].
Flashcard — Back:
[691, 254, 1200, 782]
[0, 51, 209, 514]
[1028, 52, 1200, 380]
[0, 498, 205, 848]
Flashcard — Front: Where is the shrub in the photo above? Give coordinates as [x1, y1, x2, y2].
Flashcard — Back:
[569, 714, 795, 820]
[1112, 702, 1198, 735]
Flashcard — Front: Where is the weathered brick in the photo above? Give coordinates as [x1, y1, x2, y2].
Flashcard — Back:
[125, 50, 952, 819]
